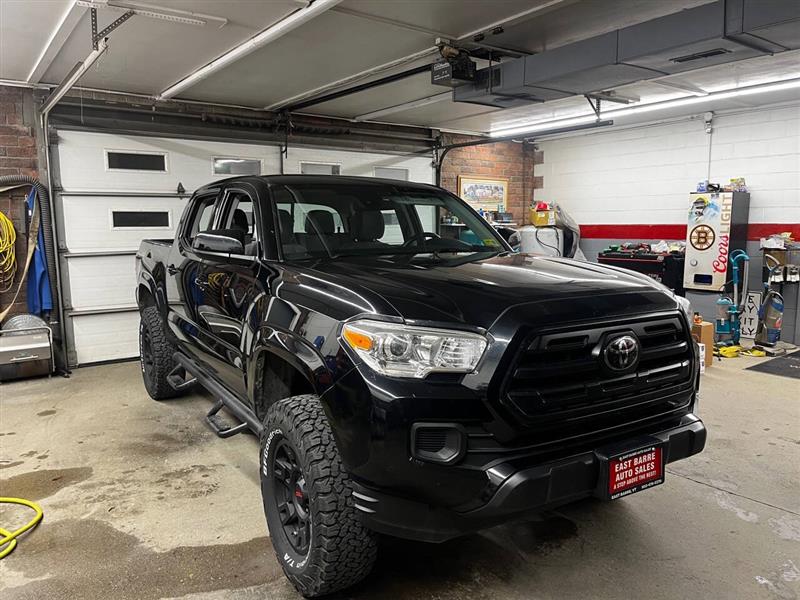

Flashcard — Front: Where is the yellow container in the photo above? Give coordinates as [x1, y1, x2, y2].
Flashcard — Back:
[532, 209, 555, 227]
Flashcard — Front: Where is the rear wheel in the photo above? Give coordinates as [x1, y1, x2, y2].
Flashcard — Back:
[138, 306, 179, 400]
[261, 394, 377, 597]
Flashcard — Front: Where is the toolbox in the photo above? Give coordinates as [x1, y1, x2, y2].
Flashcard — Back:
[597, 250, 685, 295]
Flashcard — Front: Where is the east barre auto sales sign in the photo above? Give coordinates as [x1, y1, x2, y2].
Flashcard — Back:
[608, 446, 664, 499]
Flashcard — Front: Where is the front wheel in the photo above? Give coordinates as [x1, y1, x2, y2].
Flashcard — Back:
[260, 394, 377, 597]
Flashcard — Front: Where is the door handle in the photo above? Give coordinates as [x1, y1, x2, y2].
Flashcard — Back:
[167, 264, 179, 275]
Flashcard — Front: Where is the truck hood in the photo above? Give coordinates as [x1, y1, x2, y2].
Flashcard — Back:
[302, 253, 679, 330]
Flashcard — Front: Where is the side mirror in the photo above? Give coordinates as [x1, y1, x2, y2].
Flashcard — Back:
[192, 232, 244, 255]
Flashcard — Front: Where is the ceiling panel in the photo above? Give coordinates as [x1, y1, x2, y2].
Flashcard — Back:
[373, 99, 501, 130]
[183, 10, 433, 107]
[337, 0, 563, 38]
[40, 1, 299, 91]
[307, 69, 444, 118]
[0, 0, 73, 80]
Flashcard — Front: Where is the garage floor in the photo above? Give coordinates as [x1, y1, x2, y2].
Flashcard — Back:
[1, 358, 798, 600]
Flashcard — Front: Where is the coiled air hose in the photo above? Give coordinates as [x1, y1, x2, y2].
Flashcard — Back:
[0, 210, 16, 292]
[0, 497, 43, 559]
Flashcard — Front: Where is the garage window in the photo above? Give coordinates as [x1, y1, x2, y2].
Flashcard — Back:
[106, 150, 167, 172]
[112, 210, 170, 228]
[213, 157, 262, 175]
[300, 162, 340, 175]
[374, 167, 409, 181]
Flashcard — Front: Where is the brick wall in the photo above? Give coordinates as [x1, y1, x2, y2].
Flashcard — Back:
[0, 85, 39, 319]
[439, 133, 543, 224]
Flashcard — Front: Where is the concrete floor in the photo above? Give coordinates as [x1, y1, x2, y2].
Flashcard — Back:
[1, 357, 798, 600]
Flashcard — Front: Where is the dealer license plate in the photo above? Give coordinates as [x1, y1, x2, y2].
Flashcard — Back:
[606, 444, 665, 500]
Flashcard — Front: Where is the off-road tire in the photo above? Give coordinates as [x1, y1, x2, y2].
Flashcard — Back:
[260, 394, 377, 597]
[138, 306, 179, 400]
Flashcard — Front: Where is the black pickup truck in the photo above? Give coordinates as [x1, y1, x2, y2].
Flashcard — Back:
[136, 175, 706, 597]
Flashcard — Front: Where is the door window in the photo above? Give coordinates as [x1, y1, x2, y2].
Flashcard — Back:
[185, 194, 218, 243]
[220, 190, 259, 255]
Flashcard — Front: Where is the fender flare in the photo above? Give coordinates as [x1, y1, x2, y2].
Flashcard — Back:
[137, 266, 168, 313]
[246, 325, 332, 406]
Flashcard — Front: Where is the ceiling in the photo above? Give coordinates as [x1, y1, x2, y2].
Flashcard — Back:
[1, 0, 798, 135]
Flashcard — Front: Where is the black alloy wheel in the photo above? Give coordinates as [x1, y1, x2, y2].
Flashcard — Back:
[271, 440, 311, 554]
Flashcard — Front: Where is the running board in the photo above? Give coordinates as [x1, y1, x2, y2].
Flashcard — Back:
[206, 399, 249, 438]
[166, 364, 197, 391]
[172, 352, 264, 437]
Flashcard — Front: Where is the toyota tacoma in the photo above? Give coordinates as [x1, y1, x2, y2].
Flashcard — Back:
[136, 175, 706, 597]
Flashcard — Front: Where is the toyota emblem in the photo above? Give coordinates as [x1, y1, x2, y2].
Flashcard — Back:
[603, 335, 640, 371]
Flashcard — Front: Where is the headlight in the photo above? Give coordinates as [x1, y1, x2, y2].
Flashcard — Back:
[341, 320, 488, 378]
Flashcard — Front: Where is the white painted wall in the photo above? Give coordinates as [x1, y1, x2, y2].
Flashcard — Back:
[536, 103, 800, 226]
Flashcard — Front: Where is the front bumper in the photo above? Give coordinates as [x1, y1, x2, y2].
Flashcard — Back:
[351, 415, 706, 542]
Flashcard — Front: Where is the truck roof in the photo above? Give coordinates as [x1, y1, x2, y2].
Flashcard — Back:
[195, 174, 442, 195]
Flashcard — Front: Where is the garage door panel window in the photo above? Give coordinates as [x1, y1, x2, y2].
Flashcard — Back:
[106, 150, 167, 172]
[111, 210, 171, 229]
[300, 162, 341, 175]
[213, 157, 262, 176]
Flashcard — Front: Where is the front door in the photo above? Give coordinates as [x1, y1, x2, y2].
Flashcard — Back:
[181, 184, 266, 397]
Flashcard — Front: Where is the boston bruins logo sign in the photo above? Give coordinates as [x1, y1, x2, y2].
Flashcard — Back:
[689, 224, 715, 250]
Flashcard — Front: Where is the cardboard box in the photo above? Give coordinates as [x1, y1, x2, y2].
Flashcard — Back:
[532, 209, 555, 227]
[691, 321, 714, 368]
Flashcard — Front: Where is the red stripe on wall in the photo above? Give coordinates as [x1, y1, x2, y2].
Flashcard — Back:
[579, 223, 800, 241]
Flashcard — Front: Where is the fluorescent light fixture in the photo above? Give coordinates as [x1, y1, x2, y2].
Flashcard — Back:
[41, 40, 108, 114]
[355, 92, 451, 122]
[490, 78, 800, 138]
[159, 0, 342, 100]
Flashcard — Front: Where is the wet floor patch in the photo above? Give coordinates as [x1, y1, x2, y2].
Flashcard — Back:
[0, 467, 93, 501]
[350, 513, 580, 599]
[2, 519, 279, 600]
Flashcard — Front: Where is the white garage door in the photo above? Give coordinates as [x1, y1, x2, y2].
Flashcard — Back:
[55, 131, 282, 365]
[55, 131, 434, 365]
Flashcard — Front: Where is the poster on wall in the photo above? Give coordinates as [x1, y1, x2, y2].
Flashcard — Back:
[740, 291, 763, 339]
[457, 175, 508, 212]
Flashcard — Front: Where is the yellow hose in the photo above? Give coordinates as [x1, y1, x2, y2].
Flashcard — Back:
[0, 210, 16, 293]
[0, 497, 43, 559]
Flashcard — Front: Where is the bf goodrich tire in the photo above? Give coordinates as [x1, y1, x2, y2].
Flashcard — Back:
[138, 306, 179, 400]
[261, 394, 377, 597]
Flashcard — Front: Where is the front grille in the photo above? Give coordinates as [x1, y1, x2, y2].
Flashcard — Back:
[500, 314, 694, 440]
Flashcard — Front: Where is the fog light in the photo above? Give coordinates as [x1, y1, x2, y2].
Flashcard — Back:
[411, 423, 465, 464]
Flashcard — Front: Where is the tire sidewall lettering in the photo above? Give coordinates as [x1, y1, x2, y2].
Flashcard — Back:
[262, 427, 282, 477]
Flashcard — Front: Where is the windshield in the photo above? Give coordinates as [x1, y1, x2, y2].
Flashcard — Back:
[272, 182, 508, 261]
